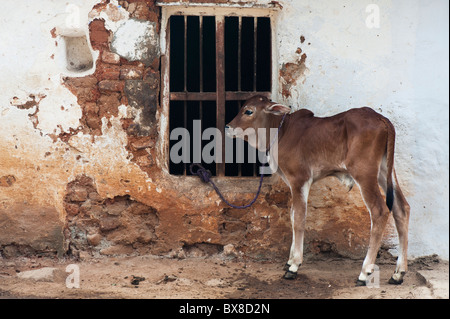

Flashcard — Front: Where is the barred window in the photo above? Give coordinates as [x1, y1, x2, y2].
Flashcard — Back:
[161, 7, 276, 177]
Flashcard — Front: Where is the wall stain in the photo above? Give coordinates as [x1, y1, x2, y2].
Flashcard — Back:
[279, 53, 308, 98]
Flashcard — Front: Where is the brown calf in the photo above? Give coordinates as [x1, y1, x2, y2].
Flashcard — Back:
[226, 95, 410, 285]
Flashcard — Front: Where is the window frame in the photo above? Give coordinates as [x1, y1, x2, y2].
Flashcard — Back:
[158, 4, 280, 177]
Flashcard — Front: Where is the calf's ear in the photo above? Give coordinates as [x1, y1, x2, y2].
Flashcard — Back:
[264, 103, 291, 115]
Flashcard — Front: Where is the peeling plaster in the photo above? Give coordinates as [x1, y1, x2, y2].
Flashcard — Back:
[111, 18, 160, 66]
[0, 0, 448, 259]
[89, 0, 130, 32]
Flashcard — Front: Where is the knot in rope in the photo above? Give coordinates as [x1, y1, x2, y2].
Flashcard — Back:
[190, 163, 212, 183]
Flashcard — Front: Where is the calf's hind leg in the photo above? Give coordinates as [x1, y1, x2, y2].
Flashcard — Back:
[378, 166, 410, 285]
[389, 171, 410, 285]
[355, 176, 391, 286]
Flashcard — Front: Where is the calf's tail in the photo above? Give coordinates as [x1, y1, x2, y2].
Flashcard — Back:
[384, 118, 396, 211]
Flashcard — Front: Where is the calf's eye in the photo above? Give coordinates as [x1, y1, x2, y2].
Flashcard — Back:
[244, 110, 253, 115]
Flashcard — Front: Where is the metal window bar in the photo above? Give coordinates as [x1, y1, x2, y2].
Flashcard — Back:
[168, 15, 271, 177]
[253, 17, 257, 92]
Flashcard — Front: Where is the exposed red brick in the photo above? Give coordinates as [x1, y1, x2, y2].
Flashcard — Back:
[64, 76, 100, 104]
[89, 20, 110, 49]
[120, 65, 144, 80]
[64, 75, 98, 88]
[130, 136, 154, 150]
[85, 115, 102, 131]
[102, 51, 121, 64]
[135, 154, 153, 167]
[147, 10, 159, 24]
[64, 202, 79, 216]
[66, 185, 88, 202]
[89, 19, 108, 32]
[83, 102, 99, 115]
[121, 118, 134, 131]
[128, 1, 151, 20]
[96, 64, 121, 81]
[65, 88, 98, 105]
[90, 30, 110, 48]
[98, 80, 125, 92]
[120, 95, 129, 105]
[97, 93, 121, 118]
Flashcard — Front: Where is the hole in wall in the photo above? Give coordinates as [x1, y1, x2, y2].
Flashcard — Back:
[63, 35, 94, 72]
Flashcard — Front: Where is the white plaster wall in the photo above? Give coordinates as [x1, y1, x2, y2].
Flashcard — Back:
[0, 0, 139, 216]
[0, 0, 99, 136]
[276, 0, 449, 259]
[0, 0, 448, 259]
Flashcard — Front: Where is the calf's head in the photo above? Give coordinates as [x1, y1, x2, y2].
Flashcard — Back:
[225, 95, 291, 150]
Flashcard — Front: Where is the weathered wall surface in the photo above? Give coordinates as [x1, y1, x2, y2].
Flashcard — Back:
[0, 0, 448, 260]
[276, 0, 449, 259]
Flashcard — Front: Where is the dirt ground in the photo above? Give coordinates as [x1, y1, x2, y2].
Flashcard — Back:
[0, 252, 447, 299]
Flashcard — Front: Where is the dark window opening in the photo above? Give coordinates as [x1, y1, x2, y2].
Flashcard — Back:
[168, 15, 272, 177]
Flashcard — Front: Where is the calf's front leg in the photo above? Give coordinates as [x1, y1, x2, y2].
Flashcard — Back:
[284, 180, 312, 279]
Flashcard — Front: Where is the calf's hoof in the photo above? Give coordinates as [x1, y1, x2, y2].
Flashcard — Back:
[355, 279, 366, 287]
[283, 270, 297, 280]
[388, 272, 405, 285]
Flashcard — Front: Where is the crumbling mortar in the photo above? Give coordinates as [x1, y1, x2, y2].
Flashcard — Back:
[61, 3, 161, 175]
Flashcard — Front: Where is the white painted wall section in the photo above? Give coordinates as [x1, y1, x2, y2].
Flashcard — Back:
[276, 0, 449, 259]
